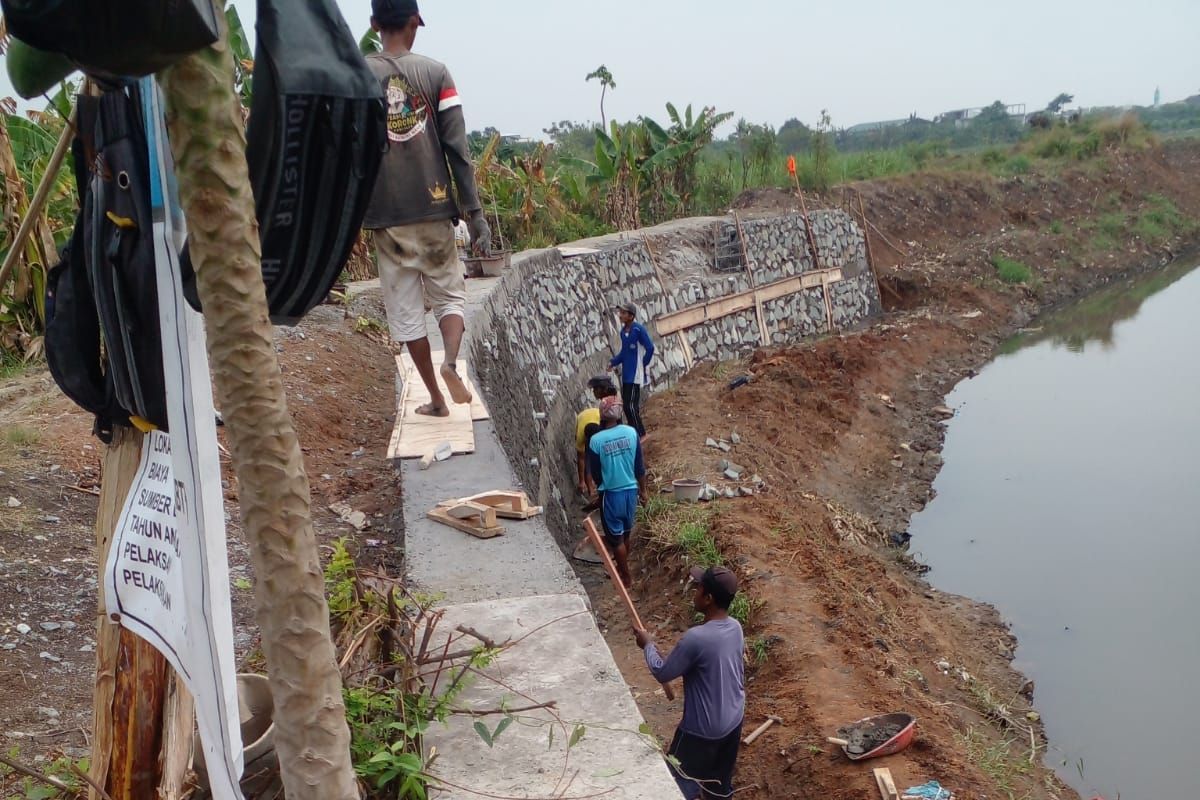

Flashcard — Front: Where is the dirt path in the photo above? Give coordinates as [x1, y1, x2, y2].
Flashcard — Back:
[0, 294, 400, 780]
[579, 140, 1200, 800]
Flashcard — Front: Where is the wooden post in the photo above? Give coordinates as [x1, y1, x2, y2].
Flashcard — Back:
[856, 190, 886, 310]
[640, 236, 695, 369]
[0, 105, 76, 295]
[87, 427, 193, 799]
[731, 212, 771, 346]
[88, 427, 144, 799]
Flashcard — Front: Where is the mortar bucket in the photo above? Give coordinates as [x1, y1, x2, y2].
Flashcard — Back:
[193, 673, 276, 784]
[673, 479, 703, 503]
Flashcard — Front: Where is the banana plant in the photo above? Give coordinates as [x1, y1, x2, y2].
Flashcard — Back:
[0, 97, 75, 361]
[226, 6, 254, 107]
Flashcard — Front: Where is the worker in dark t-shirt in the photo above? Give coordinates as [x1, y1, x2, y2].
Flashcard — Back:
[635, 566, 745, 799]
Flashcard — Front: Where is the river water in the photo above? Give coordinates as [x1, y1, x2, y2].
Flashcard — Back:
[909, 260, 1200, 800]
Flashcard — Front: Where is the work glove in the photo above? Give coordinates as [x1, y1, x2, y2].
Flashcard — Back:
[468, 210, 492, 257]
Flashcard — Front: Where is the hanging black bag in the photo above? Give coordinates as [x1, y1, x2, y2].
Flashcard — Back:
[44, 94, 123, 441]
[45, 85, 168, 438]
[0, 0, 219, 78]
[86, 82, 169, 430]
[179, 0, 386, 325]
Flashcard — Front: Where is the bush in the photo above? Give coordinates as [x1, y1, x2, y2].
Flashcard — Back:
[991, 255, 1032, 284]
[1031, 129, 1073, 159]
[1072, 132, 1101, 160]
[980, 148, 1005, 167]
[1006, 155, 1032, 175]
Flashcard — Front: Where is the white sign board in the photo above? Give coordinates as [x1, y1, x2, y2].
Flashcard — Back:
[102, 79, 245, 799]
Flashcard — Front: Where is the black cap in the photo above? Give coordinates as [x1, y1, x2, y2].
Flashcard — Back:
[690, 566, 738, 604]
[372, 0, 425, 27]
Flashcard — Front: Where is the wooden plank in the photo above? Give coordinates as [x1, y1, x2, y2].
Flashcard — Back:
[427, 506, 505, 539]
[441, 500, 499, 529]
[873, 767, 899, 800]
[641, 237, 695, 370]
[822, 272, 836, 333]
[455, 490, 544, 520]
[389, 353, 486, 459]
[655, 268, 844, 336]
[732, 212, 771, 347]
[386, 355, 412, 461]
[397, 353, 489, 421]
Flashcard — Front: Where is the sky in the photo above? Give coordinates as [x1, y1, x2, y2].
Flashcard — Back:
[3, 0, 1199, 138]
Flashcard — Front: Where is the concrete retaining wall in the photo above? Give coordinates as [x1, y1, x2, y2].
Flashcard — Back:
[469, 210, 882, 548]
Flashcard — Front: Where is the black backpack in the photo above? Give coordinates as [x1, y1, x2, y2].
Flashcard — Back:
[45, 84, 168, 440]
[0, 0, 218, 78]
[180, 0, 386, 325]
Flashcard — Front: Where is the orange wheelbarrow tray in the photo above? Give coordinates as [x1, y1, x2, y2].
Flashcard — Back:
[829, 712, 917, 761]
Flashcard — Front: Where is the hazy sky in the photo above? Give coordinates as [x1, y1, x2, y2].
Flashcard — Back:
[4, 0, 1199, 137]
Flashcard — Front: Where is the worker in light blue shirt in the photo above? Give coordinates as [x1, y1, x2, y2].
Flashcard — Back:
[609, 301, 655, 437]
[587, 396, 646, 586]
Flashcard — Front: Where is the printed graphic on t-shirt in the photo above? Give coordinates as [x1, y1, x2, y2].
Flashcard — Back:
[386, 75, 428, 143]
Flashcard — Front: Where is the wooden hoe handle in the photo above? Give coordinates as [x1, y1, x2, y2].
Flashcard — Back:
[584, 517, 676, 701]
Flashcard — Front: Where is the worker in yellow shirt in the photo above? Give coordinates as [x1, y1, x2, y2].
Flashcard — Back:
[577, 375, 618, 496]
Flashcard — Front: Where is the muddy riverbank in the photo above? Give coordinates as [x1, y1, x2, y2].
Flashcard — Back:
[581, 139, 1200, 799]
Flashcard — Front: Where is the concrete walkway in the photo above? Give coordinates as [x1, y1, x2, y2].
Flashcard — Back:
[387, 274, 680, 799]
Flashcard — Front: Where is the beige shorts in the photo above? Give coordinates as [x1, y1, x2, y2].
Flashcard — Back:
[375, 219, 467, 343]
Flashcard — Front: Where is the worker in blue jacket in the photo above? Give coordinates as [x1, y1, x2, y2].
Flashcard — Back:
[609, 301, 655, 437]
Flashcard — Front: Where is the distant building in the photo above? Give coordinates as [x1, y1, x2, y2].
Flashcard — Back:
[844, 114, 933, 135]
[844, 118, 909, 135]
[1154, 87, 1162, 108]
[935, 103, 1028, 127]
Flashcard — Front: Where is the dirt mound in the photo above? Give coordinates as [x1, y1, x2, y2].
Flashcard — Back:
[590, 327, 1043, 800]
[0, 294, 401, 774]
[585, 139, 1200, 800]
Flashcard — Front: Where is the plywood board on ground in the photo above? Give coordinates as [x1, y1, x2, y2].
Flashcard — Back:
[398, 353, 490, 422]
[388, 354, 489, 460]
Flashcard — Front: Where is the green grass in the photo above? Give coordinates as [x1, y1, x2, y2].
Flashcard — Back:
[749, 635, 772, 665]
[728, 593, 762, 627]
[1004, 155, 1032, 175]
[3, 425, 40, 448]
[991, 255, 1033, 285]
[676, 520, 722, 567]
[1095, 212, 1127, 239]
[1134, 194, 1195, 244]
[0, 351, 28, 381]
[957, 727, 1032, 799]
[1088, 232, 1119, 252]
[1048, 220, 1064, 235]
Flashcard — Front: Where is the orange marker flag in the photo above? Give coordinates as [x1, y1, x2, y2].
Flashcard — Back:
[787, 155, 797, 177]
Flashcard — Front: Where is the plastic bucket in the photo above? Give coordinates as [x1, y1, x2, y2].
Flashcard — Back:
[465, 251, 510, 277]
[673, 479, 703, 503]
[194, 673, 276, 782]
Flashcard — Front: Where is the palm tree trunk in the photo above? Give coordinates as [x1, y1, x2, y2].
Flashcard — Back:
[157, 6, 358, 798]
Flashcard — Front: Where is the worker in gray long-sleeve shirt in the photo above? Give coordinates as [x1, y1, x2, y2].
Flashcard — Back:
[635, 566, 745, 799]
[365, 0, 491, 417]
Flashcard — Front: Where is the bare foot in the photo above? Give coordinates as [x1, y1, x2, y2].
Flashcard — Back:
[414, 402, 450, 418]
[440, 364, 473, 405]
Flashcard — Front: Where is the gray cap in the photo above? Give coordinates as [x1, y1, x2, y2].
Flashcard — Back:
[615, 301, 638, 317]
